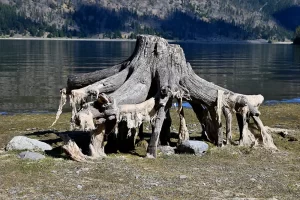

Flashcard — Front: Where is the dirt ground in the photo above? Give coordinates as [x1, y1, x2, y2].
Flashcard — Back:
[0, 104, 300, 199]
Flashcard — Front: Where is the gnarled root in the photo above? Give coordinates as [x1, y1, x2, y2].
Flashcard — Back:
[146, 106, 167, 158]
[89, 124, 106, 158]
[177, 97, 189, 144]
[60, 134, 86, 162]
[252, 116, 277, 150]
[236, 113, 257, 147]
[223, 107, 232, 145]
[51, 88, 68, 127]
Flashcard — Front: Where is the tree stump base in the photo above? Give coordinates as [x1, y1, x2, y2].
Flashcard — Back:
[52, 35, 277, 161]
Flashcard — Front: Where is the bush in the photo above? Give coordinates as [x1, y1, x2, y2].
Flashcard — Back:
[293, 26, 300, 45]
[295, 26, 300, 37]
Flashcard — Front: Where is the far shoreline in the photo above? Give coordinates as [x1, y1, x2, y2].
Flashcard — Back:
[0, 36, 293, 45]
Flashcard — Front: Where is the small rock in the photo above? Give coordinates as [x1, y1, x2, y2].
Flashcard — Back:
[26, 128, 31, 131]
[179, 175, 187, 179]
[51, 170, 57, 173]
[177, 140, 208, 156]
[18, 151, 45, 160]
[149, 196, 159, 200]
[250, 178, 256, 182]
[257, 185, 262, 190]
[76, 168, 89, 174]
[158, 146, 175, 156]
[9, 189, 18, 195]
[288, 136, 298, 142]
[77, 185, 83, 190]
[136, 140, 148, 150]
[149, 182, 159, 186]
[6, 136, 52, 151]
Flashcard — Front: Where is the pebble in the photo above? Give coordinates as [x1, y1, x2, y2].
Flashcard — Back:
[179, 175, 187, 179]
[18, 151, 45, 160]
[76, 168, 90, 174]
[257, 185, 262, 189]
[77, 185, 83, 190]
[158, 145, 175, 156]
[149, 182, 159, 187]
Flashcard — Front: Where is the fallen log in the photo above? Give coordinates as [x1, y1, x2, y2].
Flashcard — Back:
[52, 35, 277, 161]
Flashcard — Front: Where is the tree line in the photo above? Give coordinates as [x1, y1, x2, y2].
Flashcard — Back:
[0, 3, 79, 38]
[0, 3, 297, 41]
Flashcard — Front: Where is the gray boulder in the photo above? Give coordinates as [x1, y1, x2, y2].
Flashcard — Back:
[18, 151, 45, 160]
[158, 146, 175, 156]
[177, 140, 208, 156]
[6, 136, 52, 151]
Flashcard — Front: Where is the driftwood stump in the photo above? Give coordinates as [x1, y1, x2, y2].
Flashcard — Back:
[52, 35, 277, 161]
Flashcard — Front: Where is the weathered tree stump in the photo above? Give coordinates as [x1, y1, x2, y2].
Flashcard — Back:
[52, 35, 277, 161]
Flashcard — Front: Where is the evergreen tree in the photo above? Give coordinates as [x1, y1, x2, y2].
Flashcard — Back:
[293, 26, 300, 45]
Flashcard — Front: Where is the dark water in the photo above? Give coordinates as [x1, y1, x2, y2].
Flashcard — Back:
[0, 39, 300, 113]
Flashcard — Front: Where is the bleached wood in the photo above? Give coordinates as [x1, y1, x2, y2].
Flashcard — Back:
[52, 35, 277, 160]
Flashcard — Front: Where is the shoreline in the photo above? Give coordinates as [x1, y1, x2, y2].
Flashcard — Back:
[1, 101, 299, 116]
[0, 36, 293, 44]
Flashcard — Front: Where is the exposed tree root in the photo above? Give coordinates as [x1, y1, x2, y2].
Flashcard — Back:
[252, 116, 277, 150]
[59, 134, 86, 162]
[89, 124, 106, 158]
[50, 88, 67, 127]
[177, 97, 189, 144]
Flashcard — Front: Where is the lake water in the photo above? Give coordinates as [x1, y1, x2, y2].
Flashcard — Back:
[0, 39, 300, 114]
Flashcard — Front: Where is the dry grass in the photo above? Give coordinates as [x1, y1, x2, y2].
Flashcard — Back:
[0, 104, 300, 199]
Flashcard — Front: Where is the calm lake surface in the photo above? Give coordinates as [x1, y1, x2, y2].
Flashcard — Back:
[0, 39, 300, 113]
